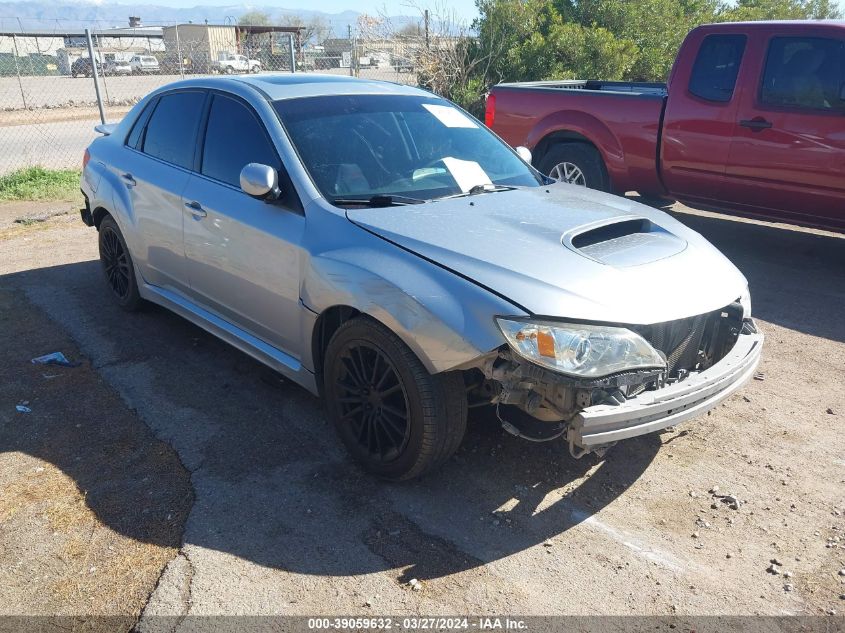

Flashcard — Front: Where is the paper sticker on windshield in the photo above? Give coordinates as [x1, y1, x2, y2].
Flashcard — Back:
[422, 104, 479, 128]
[442, 157, 492, 193]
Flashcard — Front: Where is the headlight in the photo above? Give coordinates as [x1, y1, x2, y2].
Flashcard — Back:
[496, 318, 666, 378]
[739, 285, 752, 319]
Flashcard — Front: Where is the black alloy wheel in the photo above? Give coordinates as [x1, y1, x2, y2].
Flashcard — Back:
[98, 215, 142, 311]
[324, 317, 467, 480]
[101, 224, 129, 298]
[334, 341, 411, 463]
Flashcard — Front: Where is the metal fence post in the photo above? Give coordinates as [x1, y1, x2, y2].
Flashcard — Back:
[85, 28, 106, 125]
[175, 24, 185, 78]
[347, 24, 354, 77]
[10, 34, 28, 110]
[287, 33, 296, 73]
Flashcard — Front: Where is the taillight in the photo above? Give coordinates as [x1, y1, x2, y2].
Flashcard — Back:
[484, 93, 496, 128]
[82, 148, 90, 170]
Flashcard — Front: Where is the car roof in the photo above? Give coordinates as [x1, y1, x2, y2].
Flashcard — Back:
[149, 73, 436, 102]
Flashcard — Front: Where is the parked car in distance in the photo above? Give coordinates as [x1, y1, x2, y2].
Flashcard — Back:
[130, 55, 160, 74]
[392, 55, 415, 73]
[488, 21, 845, 232]
[71, 56, 94, 78]
[212, 52, 261, 74]
[103, 60, 132, 76]
[80, 74, 762, 480]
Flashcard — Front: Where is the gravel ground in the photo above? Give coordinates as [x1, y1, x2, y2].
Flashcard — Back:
[0, 199, 843, 627]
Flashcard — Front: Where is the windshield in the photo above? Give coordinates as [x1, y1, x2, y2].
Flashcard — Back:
[273, 94, 543, 204]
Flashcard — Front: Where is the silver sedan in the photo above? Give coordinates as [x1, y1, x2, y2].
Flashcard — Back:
[80, 74, 762, 480]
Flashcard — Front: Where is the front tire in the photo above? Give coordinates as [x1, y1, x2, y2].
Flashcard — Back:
[538, 142, 609, 192]
[324, 317, 467, 481]
[98, 216, 142, 311]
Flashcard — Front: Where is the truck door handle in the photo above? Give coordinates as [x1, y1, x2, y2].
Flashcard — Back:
[121, 173, 136, 187]
[184, 201, 207, 218]
[739, 118, 772, 131]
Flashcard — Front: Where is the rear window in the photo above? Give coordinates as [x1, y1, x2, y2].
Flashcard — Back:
[688, 34, 746, 102]
[760, 37, 845, 111]
[141, 91, 206, 169]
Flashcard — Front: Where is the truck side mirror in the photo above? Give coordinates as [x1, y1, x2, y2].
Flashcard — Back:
[515, 146, 532, 164]
[240, 163, 281, 201]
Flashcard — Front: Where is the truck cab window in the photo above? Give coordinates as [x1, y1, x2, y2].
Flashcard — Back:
[688, 34, 746, 103]
[761, 37, 845, 111]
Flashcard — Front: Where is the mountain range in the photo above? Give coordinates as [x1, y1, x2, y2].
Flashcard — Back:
[0, 1, 416, 35]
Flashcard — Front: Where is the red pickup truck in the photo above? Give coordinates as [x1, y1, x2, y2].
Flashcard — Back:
[488, 21, 845, 231]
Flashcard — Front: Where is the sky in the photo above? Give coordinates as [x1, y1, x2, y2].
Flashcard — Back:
[86, 0, 845, 23]
[95, 0, 481, 21]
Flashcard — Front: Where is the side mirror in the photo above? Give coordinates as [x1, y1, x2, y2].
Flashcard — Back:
[240, 163, 281, 200]
[515, 146, 532, 164]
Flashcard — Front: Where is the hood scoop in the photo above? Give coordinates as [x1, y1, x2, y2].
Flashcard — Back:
[564, 217, 687, 267]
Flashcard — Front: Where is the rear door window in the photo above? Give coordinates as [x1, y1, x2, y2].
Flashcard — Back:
[141, 91, 206, 169]
[200, 94, 281, 187]
[688, 34, 747, 102]
[760, 37, 845, 111]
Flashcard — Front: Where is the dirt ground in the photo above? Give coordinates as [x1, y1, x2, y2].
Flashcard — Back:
[0, 198, 843, 629]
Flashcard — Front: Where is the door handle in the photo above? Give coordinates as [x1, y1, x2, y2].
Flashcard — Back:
[121, 172, 136, 187]
[739, 118, 773, 131]
[184, 201, 207, 218]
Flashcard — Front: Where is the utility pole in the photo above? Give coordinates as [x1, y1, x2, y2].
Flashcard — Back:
[424, 9, 430, 50]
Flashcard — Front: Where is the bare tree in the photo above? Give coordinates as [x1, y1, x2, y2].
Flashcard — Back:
[405, 1, 506, 115]
[281, 13, 330, 46]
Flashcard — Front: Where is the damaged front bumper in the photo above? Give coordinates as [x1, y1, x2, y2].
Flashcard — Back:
[568, 327, 763, 450]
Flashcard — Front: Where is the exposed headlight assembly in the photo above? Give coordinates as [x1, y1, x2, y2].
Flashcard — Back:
[739, 285, 752, 319]
[496, 318, 666, 378]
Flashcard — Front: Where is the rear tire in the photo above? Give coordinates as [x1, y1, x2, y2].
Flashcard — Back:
[323, 317, 467, 481]
[98, 216, 142, 312]
[538, 142, 609, 192]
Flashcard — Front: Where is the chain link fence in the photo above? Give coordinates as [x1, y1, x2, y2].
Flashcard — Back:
[0, 20, 437, 175]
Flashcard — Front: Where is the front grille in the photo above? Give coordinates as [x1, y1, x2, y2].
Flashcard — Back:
[646, 313, 710, 375]
[632, 306, 739, 380]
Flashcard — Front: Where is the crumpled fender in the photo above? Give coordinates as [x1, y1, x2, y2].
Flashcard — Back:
[300, 241, 527, 375]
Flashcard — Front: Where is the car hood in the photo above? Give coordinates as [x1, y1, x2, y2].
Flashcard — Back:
[346, 184, 747, 324]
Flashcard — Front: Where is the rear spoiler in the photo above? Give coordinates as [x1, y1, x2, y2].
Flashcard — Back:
[94, 123, 117, 136]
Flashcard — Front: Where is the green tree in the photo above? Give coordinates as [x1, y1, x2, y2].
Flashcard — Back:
[718, 0, 841, 21]
[434, 0, 843, 114]
[238, 10, 272, 26]
[559, 0, 721, 80]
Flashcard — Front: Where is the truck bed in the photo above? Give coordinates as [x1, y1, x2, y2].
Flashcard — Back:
[496, 80, 667, 97]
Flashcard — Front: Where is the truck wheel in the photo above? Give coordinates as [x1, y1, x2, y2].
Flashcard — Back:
[224, 66, 234, 74]
[98, 216, 142, 312]
[538, 143, 609, 192]
[323, 317, 467, 481]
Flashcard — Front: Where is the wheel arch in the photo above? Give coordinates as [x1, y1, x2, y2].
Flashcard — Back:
[91, 205, 111, 229]
[301, 247, 524, 378]
[311, 304, 362, 379]
[526, 111, 626, 190]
